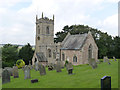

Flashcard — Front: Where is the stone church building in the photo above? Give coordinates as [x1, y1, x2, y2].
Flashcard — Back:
[32, 13, 98, 66]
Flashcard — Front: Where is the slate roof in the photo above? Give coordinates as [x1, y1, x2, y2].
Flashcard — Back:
[36, 52, 48, 62]
[61, 33, 88, 50]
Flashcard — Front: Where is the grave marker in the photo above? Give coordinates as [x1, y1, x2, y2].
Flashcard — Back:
[13, 65, 19, 78]
[2, 69, 10, 84]
[23, 65, 31, 79]
[38, 63, 46, 76]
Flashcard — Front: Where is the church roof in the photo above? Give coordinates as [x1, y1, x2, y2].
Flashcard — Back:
[36, 52, 48, 62]
[61, 33, 88, 50]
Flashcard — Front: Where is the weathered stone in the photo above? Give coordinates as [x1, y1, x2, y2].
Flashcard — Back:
[13, 65, 19, 78]
[56, 61, 62, 72]
[22, 65, 31, 79]
[88, 58, 97, 69]
[2, 69, 10, 84]
[38, 63, 46, 76]
[66, 63, 73, 74]
[5, 67, 13, 76]
[34, 61, 39, 71]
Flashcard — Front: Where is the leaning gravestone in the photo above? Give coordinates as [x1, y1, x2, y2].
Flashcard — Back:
[38, 63, 46, 76]
[2, 69, 10, 84]
[101, 76, 111, 90]
[88, 58, 97, 69]
[13, 65, 19, 78]
[66, 63, 73, 74]
[56, 61, 62, 72]
[22, 65, 31, 79]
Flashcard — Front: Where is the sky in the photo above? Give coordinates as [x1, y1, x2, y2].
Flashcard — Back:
[0, 0, 119, 45]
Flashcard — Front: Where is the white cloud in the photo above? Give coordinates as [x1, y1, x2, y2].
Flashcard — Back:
[0, 0, 118, 45]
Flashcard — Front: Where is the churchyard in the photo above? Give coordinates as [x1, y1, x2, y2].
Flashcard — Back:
[2, 59, 118, 88]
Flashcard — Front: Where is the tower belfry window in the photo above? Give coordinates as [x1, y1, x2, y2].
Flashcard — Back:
[46, 26, 49, 34]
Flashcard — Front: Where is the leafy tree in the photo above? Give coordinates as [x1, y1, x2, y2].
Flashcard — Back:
[2, 44, 19, 68]
[19, 43, 34, 65]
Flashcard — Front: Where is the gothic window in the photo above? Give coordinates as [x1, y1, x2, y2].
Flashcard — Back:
[62, 53, 65, 61]
[48, 49, 51, 58]
[73, 56, 77, 62]
[46, 26, 49, 34]
[37, 36, 40, 40]
[88, 44, 92, 60]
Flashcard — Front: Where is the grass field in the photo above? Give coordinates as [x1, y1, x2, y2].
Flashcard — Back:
[2, 59, 118, 88]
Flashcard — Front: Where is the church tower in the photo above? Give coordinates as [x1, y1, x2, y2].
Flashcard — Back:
[35, 13, 54, 52]
[32, 13, 58, 66]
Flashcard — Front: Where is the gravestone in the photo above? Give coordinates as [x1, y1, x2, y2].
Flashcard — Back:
[66, 63, 73, 74]
[34, 61, 39, 71]
[38, 63, 46, 76]
[13, 65, 19, 78]
[56, 61, 62, 72]
[113, 56, 116, 61]
[88, 58, 97, 69]
[60, 61, 64, 69]
[31, 79, 38, 83]
[22, 65, 31, 79]
[2, 69, 10, 84]
[103, 56, 109, 62]
[5, 67, 13, 76]
[101, 76, 111, 90]
[28, 61, 33, 70]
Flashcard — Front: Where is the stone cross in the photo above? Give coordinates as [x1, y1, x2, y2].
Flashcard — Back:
[23, 65, 31, 79]
[38, 63, 46, 76]
[2, 69, 10, 84]
[13, 64, 19, 78]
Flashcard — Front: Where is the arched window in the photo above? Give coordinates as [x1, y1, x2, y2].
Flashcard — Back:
[73, 56, 77, 62]
[88, 44, 92, 60]
[37, 36, 40, 40]
[48, 49, 51, 58]
[62, 53, 65, 61]
[46, 26, 49, 34]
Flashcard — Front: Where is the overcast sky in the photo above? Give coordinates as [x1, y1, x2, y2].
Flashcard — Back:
[0, 0, 119, 45]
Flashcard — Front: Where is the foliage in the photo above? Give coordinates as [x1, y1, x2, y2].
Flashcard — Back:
[19, 43, 34, 65]
[2, 44, 19, 68]
[54, 24, 120, 59]
[65, 60, 69, 67]
[16, 59, 25, 69]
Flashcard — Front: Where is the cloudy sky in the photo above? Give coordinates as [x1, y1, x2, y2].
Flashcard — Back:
[0, 0, 119, 45]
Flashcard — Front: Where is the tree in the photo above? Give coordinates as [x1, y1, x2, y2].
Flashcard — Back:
[19, 43, 34, 65]
[2, 44, 19, 68]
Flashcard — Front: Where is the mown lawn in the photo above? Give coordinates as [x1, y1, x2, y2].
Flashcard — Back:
[2, 59, 118, 88]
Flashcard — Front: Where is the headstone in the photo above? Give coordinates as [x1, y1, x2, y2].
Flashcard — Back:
[88, 58, 97, 69]
[103, 56, 109, 62]
[34, 61, 39, 71]
[101, 76, 111, 90]
[13, 65, 19, 78]
[66, 63, 73, 74]
[31, 79, 38, 83]
[38, 63, 46, 76]
[2, 69, 10, 84]
[22, 65, 31, 79]
[5, 67, 13, 76]
[28, 61, 33, 70]
[113, 56, 116, 61]
[56, 61, 62, 72]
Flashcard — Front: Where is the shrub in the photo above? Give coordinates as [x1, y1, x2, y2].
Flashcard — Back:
[65, 60, 69, 67]
[16, 59, 25, 69]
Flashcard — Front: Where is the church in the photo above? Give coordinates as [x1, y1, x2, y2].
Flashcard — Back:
[32, 13, 98, 66]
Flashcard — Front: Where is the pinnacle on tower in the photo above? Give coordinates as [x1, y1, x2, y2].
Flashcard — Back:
[36, 15, 38, 20]
[53, 14, 54, 20]
[42, 12, 43, 18]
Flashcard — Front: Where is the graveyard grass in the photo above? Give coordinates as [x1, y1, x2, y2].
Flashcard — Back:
[2, 59, 118, 88]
